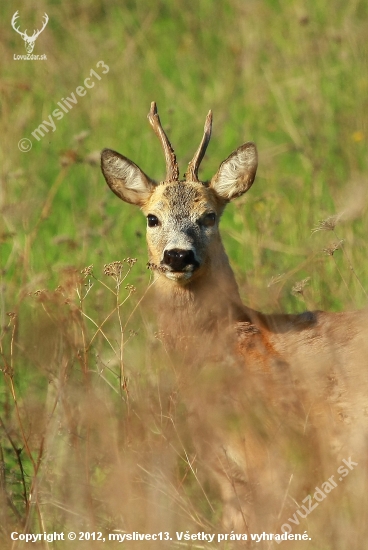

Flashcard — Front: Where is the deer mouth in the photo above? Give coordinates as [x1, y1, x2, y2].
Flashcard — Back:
[147, 260, 200, 282]
[164, 268, 197, 282]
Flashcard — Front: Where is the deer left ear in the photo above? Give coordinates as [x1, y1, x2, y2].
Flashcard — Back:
[210, 142, 258, 201]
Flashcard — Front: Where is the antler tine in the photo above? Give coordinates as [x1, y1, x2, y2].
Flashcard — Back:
[11, 10, 19, 25]
[147, 102, 179, 182]
[33, 13, 49, 39]
[11, 11, 25, 37]
[40, 13, 49, 30]
[186, 110, 213, 182]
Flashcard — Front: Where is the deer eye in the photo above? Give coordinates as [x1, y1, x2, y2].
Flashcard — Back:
[200, 212, 216, 227]
[147, 214, 160, 227]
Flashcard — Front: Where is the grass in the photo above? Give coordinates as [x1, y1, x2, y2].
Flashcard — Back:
[1, 0, 368, 547]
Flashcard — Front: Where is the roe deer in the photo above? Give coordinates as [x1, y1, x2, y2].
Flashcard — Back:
[101, 103, 368, 536]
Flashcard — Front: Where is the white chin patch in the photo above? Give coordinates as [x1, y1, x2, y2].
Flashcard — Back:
[165, 271, 193, 282]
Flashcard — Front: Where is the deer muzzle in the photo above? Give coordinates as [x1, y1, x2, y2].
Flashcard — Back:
[162, 248, 200, 280]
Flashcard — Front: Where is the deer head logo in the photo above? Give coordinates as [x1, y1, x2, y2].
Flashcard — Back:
[11, 11, 49, 54]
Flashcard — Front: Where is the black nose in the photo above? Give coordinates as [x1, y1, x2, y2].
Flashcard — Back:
[163, 248, 197, 272]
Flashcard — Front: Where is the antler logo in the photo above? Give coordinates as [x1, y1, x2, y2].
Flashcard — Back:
[11, 11, 49, 54]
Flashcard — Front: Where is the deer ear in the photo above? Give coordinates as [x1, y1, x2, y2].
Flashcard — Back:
[101, 149, 155, 206]
[210, 142, 258, 201]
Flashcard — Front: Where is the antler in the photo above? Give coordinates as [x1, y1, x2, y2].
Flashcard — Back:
[147, 102, 179, 182]
[186, 110, 212, 182]
[11, 11, 48, 40]
[11, 11, 26, 38]
[32, 13, 49, 40]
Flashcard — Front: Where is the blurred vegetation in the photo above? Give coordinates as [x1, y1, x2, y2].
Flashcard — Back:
[1, 0, 368, 547]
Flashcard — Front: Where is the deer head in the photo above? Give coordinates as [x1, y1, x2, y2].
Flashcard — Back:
[11, 11, 49, 54]
[101, 103, 257, 287]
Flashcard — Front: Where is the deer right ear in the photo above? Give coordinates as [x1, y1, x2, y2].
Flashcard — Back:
[101, 149, 155, 206]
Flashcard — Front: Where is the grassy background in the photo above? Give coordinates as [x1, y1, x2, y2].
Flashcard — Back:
[1, 0, 368, 547]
